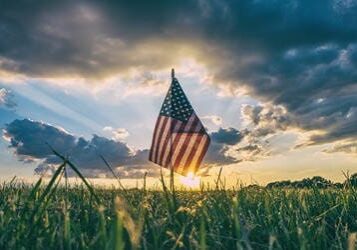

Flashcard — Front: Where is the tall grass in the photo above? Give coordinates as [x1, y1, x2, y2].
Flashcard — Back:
[1, 149, 357, 249]
[1, 179, 357, 249]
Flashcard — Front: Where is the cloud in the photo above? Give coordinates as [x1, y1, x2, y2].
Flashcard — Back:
[0, 88, 16, 109]
[210, 127, 244, 145]
[0, 0, 356, 149]
[3, 119, 152, 178]
[220, 104, 299, 162]
[103, 126, 113, 132]
[0, 1, 206, 80]
[204, 125, 277, 164]
[242, 104, 294, 138]
[202, 115, 223, 126]
[323, 141, 357, 154]
[204, 127, 244, 165]
[103, 126, 130, 141]
[3, 119, 246, 178]
[236, 144, 268, 161]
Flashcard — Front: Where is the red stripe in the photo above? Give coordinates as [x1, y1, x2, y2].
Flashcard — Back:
[162, 121, 187, 168]
[182, 135, 209, 175]
[176, 116, 206, 174]
[171, 133, 187, 172]
[172, 118, 200, 171]
[194, 122, 203, 132]
[150, 116, 166, 162]
[180, 133, 205, 175]
[149, 112, 210, 175]
[156, 130, 170, 165]
[169, 116, 196, 170]
[155, 118, 172, 165]
[157, 120, 180, 165]
[193, 135, 210, 174]
[153, 116, 169, 163]
[162, 123, 186, 168]
[149, 116, 163, 161]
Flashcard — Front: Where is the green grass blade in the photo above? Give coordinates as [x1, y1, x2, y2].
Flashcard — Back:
[99, 154, 126, 191]
[47, 144, 100, 204]
[65, 159, 100, 204]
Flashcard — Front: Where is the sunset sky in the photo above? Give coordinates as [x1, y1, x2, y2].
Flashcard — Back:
[0, 0, 356, 186]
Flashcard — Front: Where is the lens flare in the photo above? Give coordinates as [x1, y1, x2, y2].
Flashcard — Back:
[179, 172, 200, 188]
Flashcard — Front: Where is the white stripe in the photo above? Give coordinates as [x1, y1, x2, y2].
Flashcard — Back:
[155, 118, 171, 163]
[187, 135, 209, 174]
[170, 116, 196, 168]
[161, 121, 182, 168]
[150, 116, 165, 161]
[176, 122, 202, 174]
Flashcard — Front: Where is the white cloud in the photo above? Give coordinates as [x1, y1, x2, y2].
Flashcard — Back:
[103, 126, 113, 132]
[112, 128, 130, 141]
[0, 88, 7, 105]
[103, 126, 130, 141]
[202, 115, 223, 126]
[0, 87, 16, 108]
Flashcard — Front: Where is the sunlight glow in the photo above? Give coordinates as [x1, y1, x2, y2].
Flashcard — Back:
[179, 172, 200, 188]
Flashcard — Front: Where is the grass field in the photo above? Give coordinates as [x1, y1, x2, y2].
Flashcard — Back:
[1, 176, 357, 250]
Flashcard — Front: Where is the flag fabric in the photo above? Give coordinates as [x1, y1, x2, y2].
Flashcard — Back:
[149, 73, 210, 176]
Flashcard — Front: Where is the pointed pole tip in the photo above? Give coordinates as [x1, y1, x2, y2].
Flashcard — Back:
[171, 68, 175, 79]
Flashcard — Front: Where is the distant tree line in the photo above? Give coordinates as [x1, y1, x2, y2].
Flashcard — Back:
[265, 173, 357, 189]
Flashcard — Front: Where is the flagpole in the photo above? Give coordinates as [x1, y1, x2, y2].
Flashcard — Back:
[170, 68, 175, 192]
[171, 68, 175, 79]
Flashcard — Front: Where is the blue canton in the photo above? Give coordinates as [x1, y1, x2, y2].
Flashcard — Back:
[160, 78, 194, 122]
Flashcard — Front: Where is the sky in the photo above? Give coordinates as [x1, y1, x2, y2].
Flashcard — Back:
[0, 0, 356, 186]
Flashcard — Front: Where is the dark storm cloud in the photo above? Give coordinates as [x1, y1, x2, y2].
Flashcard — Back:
[3, 119, 153, 177]
[210, 128, 243, 145]
[235, 104, 296, 161]
[204, 128, 244, 165]
[244, 45, 357, 145]
[0, 0, 202, 78]
[205, 126, 275, 164]
[2, 0, 355, 78]
[236, 144, 266, 161]
[1, 0, 357, 146]
[204, 141, 240, 165]
[3, 119, 242, 177]
[242, 104, 293, 138]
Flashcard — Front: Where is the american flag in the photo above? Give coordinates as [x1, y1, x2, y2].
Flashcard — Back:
[149, 71, 210, 176]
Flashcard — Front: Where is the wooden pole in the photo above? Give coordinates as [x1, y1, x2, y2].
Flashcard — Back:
[171, 68, 175, 79]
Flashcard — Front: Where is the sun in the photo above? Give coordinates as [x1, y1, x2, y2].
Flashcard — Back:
[179, 172, 200, 188]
